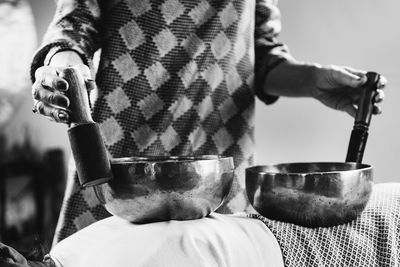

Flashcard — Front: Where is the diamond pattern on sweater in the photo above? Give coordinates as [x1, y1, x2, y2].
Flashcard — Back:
[226, 189, 248, 211]
[188, 0, 216, 26]
[73, 210, 96, 230]
[131, 125, 158, 152]
[219, 98, 238, 123]
[169, 96, 193, 121]
[181, 33, 206, 58]
[246, 72, 255, 88]
[178, 61, 199, 88]
[219, 2, 239, 28]
[237, 132, 254, 160]
[125, 0, 152, 17]
[241, 105, 255, 127]
[105, 87, 131, 114]
[233, 38, 247, 63]
[153, 28, 178, 57]
[211, 32, 231, 60]
[81, 188, 101, 209]
[188, 126, 207, 151]
[196, 95, 214, 121]
[160, 126, 181, 152]
[161, 0, 185, 25]
[138, 92, 164, 120]
[120, 21, 145, 51]
[226, 68, 243, 94]
[202, 63, 224, 91]
[213, 127, 234, 154]
[144, 62, 171, 91]
[99, 117, 124, 146]
[112, 53, 140, 82]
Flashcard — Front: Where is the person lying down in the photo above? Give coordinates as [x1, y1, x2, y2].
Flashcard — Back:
[1, 182, 399, 267]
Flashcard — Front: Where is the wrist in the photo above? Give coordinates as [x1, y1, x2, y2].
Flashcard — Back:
[264, 60, 321, 98]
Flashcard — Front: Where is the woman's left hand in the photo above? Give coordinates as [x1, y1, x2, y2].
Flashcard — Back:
[311, 65, 386, 117]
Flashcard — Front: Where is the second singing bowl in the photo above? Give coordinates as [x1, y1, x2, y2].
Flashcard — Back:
[93, 155, 234, 223]
[246, 162, 373, 227]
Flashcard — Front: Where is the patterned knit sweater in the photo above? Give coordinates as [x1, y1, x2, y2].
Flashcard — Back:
[31, 0, 292, 243]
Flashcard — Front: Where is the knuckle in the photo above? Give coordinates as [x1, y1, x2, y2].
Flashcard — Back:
[41, 75, 51, 87]
[32, 89, 40, 100]
[36, 102, 45, 114]
[76, 64, 90, 74]
[47, 93, 55, 104]
[34, 67, 44, 80]
[51, 108, 60, 121]
[40, 70, 59, 89]
[32, 76, 44, 89]
[32, 85, 41, 100]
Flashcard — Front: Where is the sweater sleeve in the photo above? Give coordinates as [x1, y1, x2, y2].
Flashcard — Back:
[254, 0, 294, 105]
[30, 0, 102, 82]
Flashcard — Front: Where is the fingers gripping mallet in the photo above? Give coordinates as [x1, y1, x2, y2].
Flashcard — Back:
[346, 72, 381, 163]
[60, 67, 113, 187]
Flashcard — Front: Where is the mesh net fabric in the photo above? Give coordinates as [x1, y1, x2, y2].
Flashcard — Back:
[249, 183, 400, 267]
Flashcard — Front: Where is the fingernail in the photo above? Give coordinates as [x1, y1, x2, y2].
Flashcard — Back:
[57, 80, 68, 91]
[54, 96, 69, 107]
[378, 81, 386, 89]
[58, 110, 70, 122]
[374, 91, 384, 103]
[373, 105, 382, 115]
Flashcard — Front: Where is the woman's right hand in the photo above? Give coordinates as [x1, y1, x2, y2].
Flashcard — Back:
[31, 51, 89, 124]
[32, 65, 71, 123]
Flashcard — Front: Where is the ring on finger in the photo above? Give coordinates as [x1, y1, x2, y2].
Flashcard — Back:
[32, 101, 41, 114]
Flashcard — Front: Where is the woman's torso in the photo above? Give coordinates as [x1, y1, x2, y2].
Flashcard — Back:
[93, 0, 256, 165]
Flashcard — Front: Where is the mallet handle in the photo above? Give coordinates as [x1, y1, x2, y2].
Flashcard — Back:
[61, 67, 113, 187]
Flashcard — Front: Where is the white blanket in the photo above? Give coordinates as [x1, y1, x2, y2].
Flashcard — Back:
[49, 213, 284, 267]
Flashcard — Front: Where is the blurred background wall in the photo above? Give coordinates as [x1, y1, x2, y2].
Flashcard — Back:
[3, 0, 67, 155]
[255, 0, 400, 183]
[9, 0, 400, 183]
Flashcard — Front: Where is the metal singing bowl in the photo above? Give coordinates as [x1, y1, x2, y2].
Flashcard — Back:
[93, 155, 234, 223]
[246, 162, 373, 227]
[245, 72, 381, 227]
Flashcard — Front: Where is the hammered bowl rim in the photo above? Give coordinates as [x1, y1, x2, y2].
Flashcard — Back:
[246, 161, 373, 176]
[110, 155, 233, 165]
